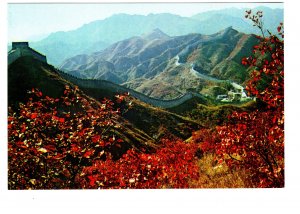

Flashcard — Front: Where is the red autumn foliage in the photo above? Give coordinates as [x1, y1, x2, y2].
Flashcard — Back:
[192, 10, 284, 188]
[216, 109, 284, 187]
[8, 86, 200, 189]
[78, 139, 199, 189]
[8, 86, 122, 189]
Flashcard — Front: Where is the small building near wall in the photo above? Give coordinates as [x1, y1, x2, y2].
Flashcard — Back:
[216, 94, 228, 100]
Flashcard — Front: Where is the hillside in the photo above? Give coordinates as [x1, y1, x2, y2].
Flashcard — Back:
[8, 56, 66, 107]
[60, 27, 259, 99]
[8, 56, 202, 148]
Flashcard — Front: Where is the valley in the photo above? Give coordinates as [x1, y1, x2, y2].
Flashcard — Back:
[59, 27, 258, 101]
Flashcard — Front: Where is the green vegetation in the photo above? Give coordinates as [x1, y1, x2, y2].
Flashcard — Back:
[169, 100, 257, 127]
[8, 56, 67, 107]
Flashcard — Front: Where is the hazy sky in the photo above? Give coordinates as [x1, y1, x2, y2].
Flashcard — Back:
[8, 2, 283, 42]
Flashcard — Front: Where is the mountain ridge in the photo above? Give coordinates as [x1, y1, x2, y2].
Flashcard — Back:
[27, 7, 282, 65]
[60, 27, 258, 99]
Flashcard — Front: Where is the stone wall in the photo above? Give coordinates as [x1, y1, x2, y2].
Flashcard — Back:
[8, 49, 21, 65]
[12, 42, 29, 49]
[27, 48, 47, 63]
[8, 45, 47, 65]
[57, 70, 205, 108]
[8, 41, 207, 108]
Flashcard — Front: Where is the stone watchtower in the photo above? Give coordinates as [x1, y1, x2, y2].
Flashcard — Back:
[12, 42, 29, 50]
[8, 42, 47, 65]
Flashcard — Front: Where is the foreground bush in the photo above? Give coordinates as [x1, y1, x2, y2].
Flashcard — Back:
[193, 10, 284, 188]
[8, 86, 200, 189]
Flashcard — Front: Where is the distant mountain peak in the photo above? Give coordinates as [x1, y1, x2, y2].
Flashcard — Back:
[214, 26, 239, 37]
[142, 28, 170, 40]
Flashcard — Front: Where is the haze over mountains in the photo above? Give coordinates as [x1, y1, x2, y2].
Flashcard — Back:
[25, 6, 282, 66]
[7, 6, 282, 100]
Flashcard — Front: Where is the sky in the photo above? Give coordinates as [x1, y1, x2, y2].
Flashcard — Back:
[8, 2, 283, 42]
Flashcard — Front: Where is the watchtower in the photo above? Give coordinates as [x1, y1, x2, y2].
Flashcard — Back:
[8, 41, 47, 65]
[12, 42, 29, 50]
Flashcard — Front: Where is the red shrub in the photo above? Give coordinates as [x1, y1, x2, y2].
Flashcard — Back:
[8, 86, 200, 189]
[192, 11, 284, 188]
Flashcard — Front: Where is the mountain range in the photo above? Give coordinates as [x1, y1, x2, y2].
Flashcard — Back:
[60, 27, 259, 99]
[24, 6, 282, 66]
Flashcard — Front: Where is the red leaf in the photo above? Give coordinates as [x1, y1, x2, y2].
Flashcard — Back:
[21, 124, 26, 133]
[52, 153, 65, 160]
[92, 135, 101, 143]
[277, 26, 281, 32]
[71, 144, 81, 153]
[52, 116, 59, 121]
[88, 175, 97, 187]
[83, 150, 94, 158]
[31, 113, 38, 119]
[99, 140, 105, 147]
[44, 145, 56, 152]
[117, 139, 124, 143]
[58, 117, 65, 123]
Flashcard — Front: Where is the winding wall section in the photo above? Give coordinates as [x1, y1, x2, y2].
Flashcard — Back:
[57, 70, 206, 108]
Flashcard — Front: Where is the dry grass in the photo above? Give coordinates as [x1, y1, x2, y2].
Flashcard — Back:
[191, 153, 254, 188]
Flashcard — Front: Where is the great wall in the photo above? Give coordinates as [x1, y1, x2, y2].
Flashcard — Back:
[53, 26, 236, 108]
[57, 70, 207, 108]
[8, 42, 47, 65]
[8, 29, 250, 109]
[8, 41, 207, 109]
